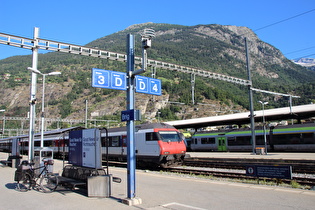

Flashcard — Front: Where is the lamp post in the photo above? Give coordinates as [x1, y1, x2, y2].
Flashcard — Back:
[0, 109, 5, 138]
[258, 101, 268, 154]
[28, 67, 61, 148]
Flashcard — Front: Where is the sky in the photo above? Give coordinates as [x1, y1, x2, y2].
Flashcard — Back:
[0, 0, 314, 61]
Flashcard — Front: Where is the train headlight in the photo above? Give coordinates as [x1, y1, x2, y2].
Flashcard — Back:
[164, 151, 170, 155]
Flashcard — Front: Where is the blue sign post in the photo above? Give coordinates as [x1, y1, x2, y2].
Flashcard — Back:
[125, 34, 138, 203]
[91, 32, 156, 205]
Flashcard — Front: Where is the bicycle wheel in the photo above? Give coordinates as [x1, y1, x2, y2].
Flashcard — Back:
[39, 173, 57, 193]
[16, 173, 32, 192]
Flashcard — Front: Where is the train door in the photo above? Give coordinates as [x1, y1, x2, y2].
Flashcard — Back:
[218, 137, 227, 151]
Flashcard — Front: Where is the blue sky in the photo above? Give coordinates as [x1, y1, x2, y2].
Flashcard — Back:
[1, 0, 314, 60]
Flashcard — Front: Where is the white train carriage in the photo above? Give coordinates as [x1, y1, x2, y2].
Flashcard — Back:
[102, 123, 187, 167]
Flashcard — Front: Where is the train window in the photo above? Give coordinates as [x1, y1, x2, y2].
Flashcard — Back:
[255, 135, 265, 145]
[109, 136, 120, 147]
[101, 137, 107, 147]
[231, 136, 251, 145]
[158, 131, 181, 142]
[44, 140, 53, 147]
[303, 133, 315, 144]
[227, 137, 237, 145]
[274, 134, 302, 144]
[201, 138, 215, 144]
[34, 141, 40, 147]
[146, 132, 159, 141]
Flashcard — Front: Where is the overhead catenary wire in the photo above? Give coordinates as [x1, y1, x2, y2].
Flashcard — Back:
[285, 46, 315, 56]
[253, 8, 315, 33]
[291, 53, 315, 61]
[239, 8, 315, 59]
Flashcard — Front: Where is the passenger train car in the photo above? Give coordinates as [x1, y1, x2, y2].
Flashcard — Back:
[0, 123, 186, 168]
[102, 123, 186, 167]
[190, 123, 315, 152]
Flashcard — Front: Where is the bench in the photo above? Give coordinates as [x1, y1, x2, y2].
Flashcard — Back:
[56, 165, 107, 190]
[0, 155, 22, 167]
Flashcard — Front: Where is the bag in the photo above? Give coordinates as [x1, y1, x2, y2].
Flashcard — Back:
[14, 169, 23, 181]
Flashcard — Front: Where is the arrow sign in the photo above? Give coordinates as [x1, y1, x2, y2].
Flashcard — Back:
[92, 68, 126, 90]
[136, 75, 161, 95]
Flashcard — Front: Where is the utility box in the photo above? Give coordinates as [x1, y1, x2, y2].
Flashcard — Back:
[256, 147, 265, 155]
[34, 147, 54, 176]
[88, 175, 112, 198]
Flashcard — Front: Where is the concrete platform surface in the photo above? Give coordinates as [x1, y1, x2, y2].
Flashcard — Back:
[1, 152, 315, 210]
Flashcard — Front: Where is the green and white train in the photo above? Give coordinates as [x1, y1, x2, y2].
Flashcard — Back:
[190, 123, 315, 152]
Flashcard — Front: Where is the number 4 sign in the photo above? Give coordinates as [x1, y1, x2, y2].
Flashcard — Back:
[136, 75, 161, 96]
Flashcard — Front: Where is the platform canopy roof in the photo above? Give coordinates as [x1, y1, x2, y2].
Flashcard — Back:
[165, 104, 315, 129]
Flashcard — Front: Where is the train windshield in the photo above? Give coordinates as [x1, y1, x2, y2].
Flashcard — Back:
[158, 131, 181, 142]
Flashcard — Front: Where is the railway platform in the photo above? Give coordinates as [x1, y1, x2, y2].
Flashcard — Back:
[1, 152, 315, 210]
[187, 152, 315, 160]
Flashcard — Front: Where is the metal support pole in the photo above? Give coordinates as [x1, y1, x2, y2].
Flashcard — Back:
[85, 99, 88, 128]
[0, 110, 5, 138]
[262, 104, 268, 155]
[28, 27, 39, 162]
[151, 66, 156, 101]
[289, 95, 294, 125]
[191, 74, 195, 105]
[126, 34, 136, 199]
[245, 37, 256, 155]
[40, 74, 46, 148]
[259, 101, 268, 154]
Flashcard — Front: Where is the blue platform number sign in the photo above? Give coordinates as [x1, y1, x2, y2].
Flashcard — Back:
[136, 75, 161, 96]
[149, 78, 162, 95]
[136, 76, 149, 94]
[92, 68, 126, 90]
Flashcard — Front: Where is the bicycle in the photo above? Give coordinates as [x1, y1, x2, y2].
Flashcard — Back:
[14, 159, 57, 193]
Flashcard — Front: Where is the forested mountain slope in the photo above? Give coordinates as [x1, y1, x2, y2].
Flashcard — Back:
[0, 23, 314, 128]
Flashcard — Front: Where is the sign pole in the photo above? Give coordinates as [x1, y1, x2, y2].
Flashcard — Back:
[91, 31, 156, 205]
[125, 34, 139, 203]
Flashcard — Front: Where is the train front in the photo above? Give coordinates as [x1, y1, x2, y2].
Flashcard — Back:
[155, 127, 186, 168]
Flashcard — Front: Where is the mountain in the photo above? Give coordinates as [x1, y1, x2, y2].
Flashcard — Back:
[292, 58, 315, 71]
[1, 23, 315, 130]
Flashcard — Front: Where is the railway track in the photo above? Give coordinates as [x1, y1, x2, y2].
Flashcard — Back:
[105, 158, 315, 188]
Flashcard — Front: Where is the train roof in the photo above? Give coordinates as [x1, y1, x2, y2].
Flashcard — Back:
[41, 126, 85, 136]
[0, 126, 85, 141]
[193, 123, 315, 136]
[166, 104, 315, 129]
[103, 123, 177, 133]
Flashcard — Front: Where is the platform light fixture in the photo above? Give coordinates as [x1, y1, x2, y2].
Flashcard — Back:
[132, 28, 155, 76]
[28, 67, 61, 148]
